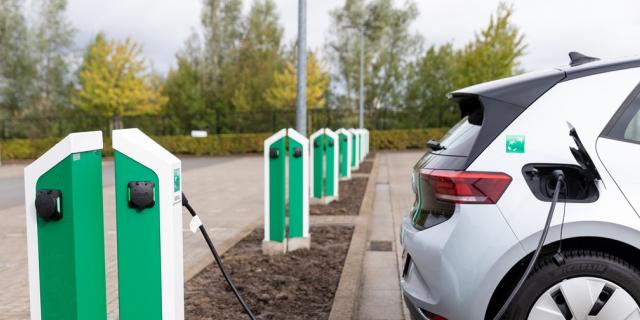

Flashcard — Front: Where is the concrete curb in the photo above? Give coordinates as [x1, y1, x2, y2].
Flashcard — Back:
[328, 154, 379, 320]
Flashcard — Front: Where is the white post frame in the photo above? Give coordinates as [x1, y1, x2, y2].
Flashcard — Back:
[324, 128, 339, 202]
[309, 128, 324, 201]
[336, 128, 352, 180]
[349, 128, 360, 170]
[113, 129, 184, 320]
[286, 128, 310, 251]
[263, 128, 288, 254]
[25, 131, 103, 320]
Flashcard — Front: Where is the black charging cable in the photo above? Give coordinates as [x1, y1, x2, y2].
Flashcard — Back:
[492, 170, 565, 320]
[182, 193, 257, 320]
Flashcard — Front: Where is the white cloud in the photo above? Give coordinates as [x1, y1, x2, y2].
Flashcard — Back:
[66, 0, 640, 73]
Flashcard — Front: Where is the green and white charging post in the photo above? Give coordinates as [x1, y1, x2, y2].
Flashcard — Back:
[113, 128, 184, 320]
[361, 129, 369, 160]
[25, 131, 107, 320]
[310, 128, 339, 203]
[349, 128, 360, 170]
[263, 128, 309, 254]
[336, 128, 352, 180]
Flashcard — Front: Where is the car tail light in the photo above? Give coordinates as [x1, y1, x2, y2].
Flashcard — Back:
[420, 170, 511, 204]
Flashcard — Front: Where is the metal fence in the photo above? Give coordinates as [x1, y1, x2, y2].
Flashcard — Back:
[0, 108, 445, 139]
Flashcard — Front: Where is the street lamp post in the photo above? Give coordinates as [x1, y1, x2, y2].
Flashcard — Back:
[295, 0, 307, 136]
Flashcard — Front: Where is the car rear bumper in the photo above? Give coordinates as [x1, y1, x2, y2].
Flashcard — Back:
[400, 204, 524, 319]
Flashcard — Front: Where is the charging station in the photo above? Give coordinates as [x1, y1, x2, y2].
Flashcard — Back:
[362, 129, 369, 158]
[286, 128, 309, 251]
[112, 128, 184, 320]
[310, 128, 339, 203]
[349, 128, 360, 170]
[336, 128, 352, 180]
[263, 129, 310, 254]
[24, 131, 107, 320]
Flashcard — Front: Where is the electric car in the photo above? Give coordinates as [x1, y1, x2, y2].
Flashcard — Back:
[401, 53, 640, 320]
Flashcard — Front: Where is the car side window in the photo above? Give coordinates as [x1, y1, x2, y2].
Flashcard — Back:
[625, 110, 640, 141]
[603, 84, 640, 143]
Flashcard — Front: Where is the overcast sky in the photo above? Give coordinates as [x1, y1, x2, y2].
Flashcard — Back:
[66, 0, 640, 74]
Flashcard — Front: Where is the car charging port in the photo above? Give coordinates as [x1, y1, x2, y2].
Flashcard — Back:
[522, 164, 598, 202]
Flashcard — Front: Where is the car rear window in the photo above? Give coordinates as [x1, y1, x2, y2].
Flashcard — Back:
[431, 97, 483, 157]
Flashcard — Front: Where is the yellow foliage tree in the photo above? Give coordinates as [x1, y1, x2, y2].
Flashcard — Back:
[264, 51, 328, 110]
[74, 33, 167, 125]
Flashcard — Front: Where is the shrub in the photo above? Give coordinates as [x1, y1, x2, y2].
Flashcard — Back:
[0, 129, 447, 161]
[369, 128, 448, 151]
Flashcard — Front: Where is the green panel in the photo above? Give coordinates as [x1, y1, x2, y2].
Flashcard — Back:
[338, 134, 348, 177]
[36, 150, 106, 320]
[268, 138, 286, 242]
[351, 133, 357, 167]
[114, 151, 162, 320]
[288, 138, 304, 238]
[313, 135, 324, 198]
[325, 135, 336, 196]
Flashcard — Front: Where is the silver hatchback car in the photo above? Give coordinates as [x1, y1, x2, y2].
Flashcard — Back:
[401, 54, 640, 320]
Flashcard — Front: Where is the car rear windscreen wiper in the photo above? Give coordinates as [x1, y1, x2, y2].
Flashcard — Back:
[427, 139, 446, 151]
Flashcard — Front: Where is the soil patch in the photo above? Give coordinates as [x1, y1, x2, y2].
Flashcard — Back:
[185, 225, 354, 320]
[310, 177, 367, 215]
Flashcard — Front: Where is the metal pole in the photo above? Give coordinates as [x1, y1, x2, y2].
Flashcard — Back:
[295, 0, 308, 136]
[359, 29, 365, 129]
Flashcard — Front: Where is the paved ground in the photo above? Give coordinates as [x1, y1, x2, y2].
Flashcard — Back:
[357, 151, 421, 320]
[0, 155, 262, 320]
[0, 151, 423, 320]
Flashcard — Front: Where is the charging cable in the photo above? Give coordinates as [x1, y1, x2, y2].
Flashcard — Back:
[492, 170, 565, 320]
[182, 193, 257, 320]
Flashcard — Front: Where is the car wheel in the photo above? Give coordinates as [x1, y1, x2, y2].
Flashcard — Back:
[502, 249, 640, 320]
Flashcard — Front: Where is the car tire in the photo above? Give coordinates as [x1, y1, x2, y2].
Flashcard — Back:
[502, 249, 640, 319]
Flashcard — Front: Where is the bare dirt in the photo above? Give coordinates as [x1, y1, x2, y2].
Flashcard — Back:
[310, 177, 368, 216]
[185, 225, 354, 320]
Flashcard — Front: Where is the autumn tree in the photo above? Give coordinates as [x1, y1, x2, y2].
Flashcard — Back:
[454, 3, 526, 88]
[74, 33, 167, 128]
[265, 51, 328, 110]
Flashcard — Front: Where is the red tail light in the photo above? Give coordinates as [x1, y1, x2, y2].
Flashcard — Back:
[420, 170, 511, 204]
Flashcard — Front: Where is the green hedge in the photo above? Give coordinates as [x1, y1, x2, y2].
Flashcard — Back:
[369, 128, 448, 151]
[0, 129, 448, 161]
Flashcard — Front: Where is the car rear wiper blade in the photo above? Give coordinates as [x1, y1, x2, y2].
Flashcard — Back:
[427, 139, 446, 151]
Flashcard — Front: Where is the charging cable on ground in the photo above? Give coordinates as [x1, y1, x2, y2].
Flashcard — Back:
[182, 193, 257, 320]
[492, 170, 565, 320]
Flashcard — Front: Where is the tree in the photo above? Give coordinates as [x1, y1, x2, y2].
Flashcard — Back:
[326, 0, 421, 113]
[222, 0, 284, 112]
[74, 33, 167, 128]
[405, 44, 457, 128]
[33, 0, 75, 112]
[454, 3, 526, 88]
[0, 0, 37, 116]
[163, 33, 209, 134]
[265, 51, 328, 110]
[201, 0, 244, 108]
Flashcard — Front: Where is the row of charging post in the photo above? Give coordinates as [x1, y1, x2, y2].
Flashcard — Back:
[25, 129, 184, 320]
[25, 127, 369, 319]
[263, 127, 369, 254]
